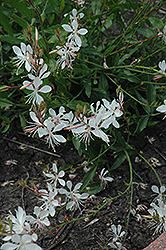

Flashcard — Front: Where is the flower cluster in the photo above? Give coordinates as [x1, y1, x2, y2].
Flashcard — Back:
[24, 95, 123, 151]
[1, 162, 90, 249]
[50, 7, 88, 70]
[12, 41, 51, 107]
[42, 162, 89, 212]
[1, 206, 44, 250]
[148, 185, 166, 234]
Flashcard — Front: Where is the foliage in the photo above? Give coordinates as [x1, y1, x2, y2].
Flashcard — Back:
[0, 0, 166, 248]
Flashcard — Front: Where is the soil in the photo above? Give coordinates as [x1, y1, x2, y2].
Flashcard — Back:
[0, 118, 166, 250]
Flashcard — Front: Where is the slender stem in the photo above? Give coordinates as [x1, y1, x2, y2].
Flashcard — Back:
[123, 150, 133, 241]
[138, 152, 162, 186]
[105, 73, 147, 106]
[28, 0, 49, 53]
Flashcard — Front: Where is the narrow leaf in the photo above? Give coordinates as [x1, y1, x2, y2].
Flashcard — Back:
[0, 7, 13, 36]
[48, 0, 59, 13]
[9, 0, 32, 21]
[135, 116, 149, 133]
[12, 13, 29, 29]
[81, 166, 97, 191]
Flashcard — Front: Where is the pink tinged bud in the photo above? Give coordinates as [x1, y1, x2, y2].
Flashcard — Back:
[35, 27, 38, 43]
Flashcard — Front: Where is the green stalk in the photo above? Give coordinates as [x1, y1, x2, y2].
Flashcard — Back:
[138, 152, 162, 186]
[105, 73, 147, 106]
[28, 0, 49, 54]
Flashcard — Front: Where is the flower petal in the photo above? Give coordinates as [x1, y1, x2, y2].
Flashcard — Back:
[62, 24, 73, 32]
[1, 243, 18, 250]
[39, 85, 52, 93]
[77, 28, 88, 35]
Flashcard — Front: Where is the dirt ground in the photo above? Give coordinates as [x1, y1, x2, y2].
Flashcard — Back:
[0, 118, 166, 250]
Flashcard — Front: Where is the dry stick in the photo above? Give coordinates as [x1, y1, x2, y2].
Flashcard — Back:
[47, 211, 77, 250]
[21, 172, 29, 210]
[3, 137, 60, 158]
[154, 148, 166, 161]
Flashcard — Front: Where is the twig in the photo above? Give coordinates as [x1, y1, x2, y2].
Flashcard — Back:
[3, 137, 60, 157]
[21, 172, 29, 210]
[154, 148, 166, 161]
[47, 211, 77, 250]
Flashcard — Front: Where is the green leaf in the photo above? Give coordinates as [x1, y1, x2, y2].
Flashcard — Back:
[12, 13, 29, 29]
[19, 113, 26, 130]
[0, 35, 21, 44]
[135, 90, 151, 114]
[48, 0, 59, 14]
[110, 152, 126, 170]
[0, 7, 13, 36]
[147, 84, 156, 105]
[104, 44, 117, 56]
[86, 182, 102, 195]
[135, 115, 149, 133]
[74, 63, 91, 76]
[81, 166, 97, 191]
[110, 148, 137, 170]
[125, 75, 140, 84]
[102, 13, 114, 30]
[0, 98, 14, 107]
[1, 123, 10, 133]
[118, 45, 141, 65]
[137, 28, 154, 38]
[9, 0, 32, 21]
[113, 130, 128, 149]
[99, 73, 108, 90]
[72, 137, 82, 156]
[83, 48, 103, 58]
[148, 17, 163, 30]
[60, 0, 65, 12]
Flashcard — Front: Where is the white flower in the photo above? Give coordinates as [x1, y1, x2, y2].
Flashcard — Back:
[28, 63, 50, 81]
[23, 80, 51, 105]
[158, 60, 166, 74]
[90, 100, 105, 117]
[22, 63, 51, 105]
[101, 98, 123, 128]
[59, 180, 89, 210]
[55, 43, 78, 70]
[26, 206, 50, 230]
[99, 168, 113, 187]
[108, 224, 125, 249]
[2, 234, 42, 250]
[102, 99, 123, 118]
[37, 117, 66, 151]
[44, 163, 65, 187]
[49, 107, 68, 126]
[24, 111, 44, 136]
[89, 115, 110, 144]
[69, 9, 84, 22]
[62, 19, 88, 47]
[152, 185, 166, 196]
[9, 206, 30, 234]
[39, 183, 60, 217]
[12, 43, 33, 73]
[156, 99, 166, 119]
[148, 202, 166, 233]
